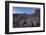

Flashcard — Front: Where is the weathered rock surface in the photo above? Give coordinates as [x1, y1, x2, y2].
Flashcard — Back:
[13, 14, 40, 28]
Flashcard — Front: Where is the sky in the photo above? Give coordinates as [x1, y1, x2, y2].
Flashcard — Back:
[13, 7, 39, 14]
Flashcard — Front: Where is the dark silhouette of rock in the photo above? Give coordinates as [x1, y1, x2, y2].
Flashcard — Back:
[35, 8, 40, 14]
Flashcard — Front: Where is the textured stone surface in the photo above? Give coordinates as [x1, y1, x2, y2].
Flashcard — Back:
[13, 14, 40, 28]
